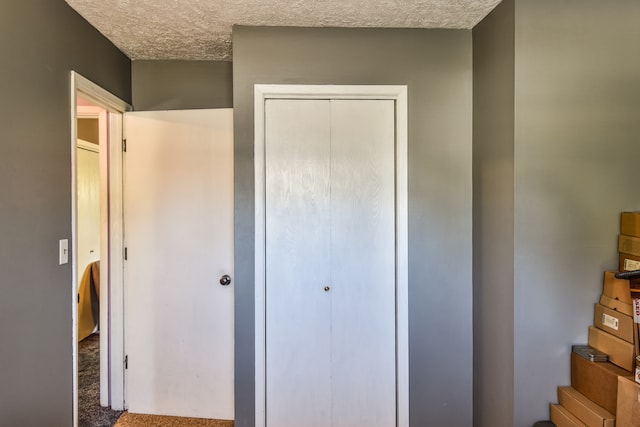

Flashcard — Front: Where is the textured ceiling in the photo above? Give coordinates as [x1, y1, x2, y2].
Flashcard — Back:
[65, 0, 501, 61]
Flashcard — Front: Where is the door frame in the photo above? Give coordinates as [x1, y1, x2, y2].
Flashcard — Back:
[71, 71, 130, 426]
[254, 84, 409, 427]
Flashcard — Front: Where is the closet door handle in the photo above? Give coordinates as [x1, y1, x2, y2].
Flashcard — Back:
[220, 274, 232, 286]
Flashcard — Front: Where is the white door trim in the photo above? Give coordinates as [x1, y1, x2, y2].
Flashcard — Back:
[71, 72, 130, 427]
[254, 84, 408, 427]
[77, 138, 99, 153]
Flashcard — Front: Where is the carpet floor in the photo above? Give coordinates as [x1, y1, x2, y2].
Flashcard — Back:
[114, 413, 233, 427]
[78, 333, 123, 427]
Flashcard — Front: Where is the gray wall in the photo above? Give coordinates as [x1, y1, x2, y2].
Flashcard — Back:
[232, 26, 473, 427]
[474, 0, 640, 425]
[0, 2, 130, 425]
[472, 1, 515, 426]
[513, 0, 640, 425]
[132, 60, 232, 110]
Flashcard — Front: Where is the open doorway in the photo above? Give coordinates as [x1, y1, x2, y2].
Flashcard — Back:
[76, 97, 122, 426]
[71, 72, 129, 427]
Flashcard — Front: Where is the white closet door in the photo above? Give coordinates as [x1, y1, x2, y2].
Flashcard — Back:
[124, 109, 234, 420]
[265, 99, 333, 427]
[329, 99, 396, 427]
[77, 143, 101, 279]
[264, 98, 397, 427]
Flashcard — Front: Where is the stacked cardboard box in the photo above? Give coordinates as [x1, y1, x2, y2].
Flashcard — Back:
[589, 272, 637, 372]
[616, 376, 640, 426]
[619, 212, 640, 272]
[617, 212, 640, 374]
[550, 383, 615, 426]
[549, 213, 640, 426]
[549, 272, 634, 426]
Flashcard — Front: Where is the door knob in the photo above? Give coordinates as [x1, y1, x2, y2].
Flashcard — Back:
[220, 274, 232, 286]
[324, 286, 330, 292]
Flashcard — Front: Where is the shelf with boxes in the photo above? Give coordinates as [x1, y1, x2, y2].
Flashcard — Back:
[548, 212, 640, 427]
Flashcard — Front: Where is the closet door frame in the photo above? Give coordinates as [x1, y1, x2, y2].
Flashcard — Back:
[254, 84, 408, 427]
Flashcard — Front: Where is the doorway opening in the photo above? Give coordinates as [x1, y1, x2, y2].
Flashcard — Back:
[71, 72, 129, 427]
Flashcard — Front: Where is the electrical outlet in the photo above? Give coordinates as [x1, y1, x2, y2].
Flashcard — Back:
[59, 239, 69, 265]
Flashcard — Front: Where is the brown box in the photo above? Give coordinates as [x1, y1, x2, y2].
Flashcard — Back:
[571, 351, 631, 414]
[621, 212, 640, 238]
[557, 386, 615, 427]
[594, 303, 636, 344]
[588, 326, 636, 371]
[600, 294, 634, 317]
[615, 376, 640, 427]
[551, 404, 588, 427]
[620, 253, 640, 272]
[619, 235, 640, 258]
[603, 271, 633, 305]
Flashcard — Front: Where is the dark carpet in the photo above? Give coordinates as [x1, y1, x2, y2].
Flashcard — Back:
[78, 334, 123, 427]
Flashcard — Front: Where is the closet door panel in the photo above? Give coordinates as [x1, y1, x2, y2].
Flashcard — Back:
[329, 99, 397, 427]
[265, 99, 332, 427]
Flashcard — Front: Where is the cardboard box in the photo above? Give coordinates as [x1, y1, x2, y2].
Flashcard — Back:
[620, 253, 640, 272]
[600, 294, 634, 317]
[621, 212, 640, 238]
[571, 351, 631, 414]
[619, 235, 640, 258]
[635, 323, 640, 359]
[551, 404, 587, 427]
[594, 303, 636, 344]
[615, 376, 640, 427]
[635, 301, 640, 358]
[603, 271, 633, 305]
[557, 386, 615, 427]
[588, 326, 636, 371]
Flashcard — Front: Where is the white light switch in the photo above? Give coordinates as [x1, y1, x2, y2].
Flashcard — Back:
[59, 239, 69, 265]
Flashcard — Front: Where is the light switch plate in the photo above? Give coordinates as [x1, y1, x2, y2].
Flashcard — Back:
[59, 239, 69, 265]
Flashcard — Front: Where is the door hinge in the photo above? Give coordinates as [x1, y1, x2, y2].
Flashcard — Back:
[123, 139, 127, 152]
[124, 247, 128, 261]
[124, 355, 128, 369]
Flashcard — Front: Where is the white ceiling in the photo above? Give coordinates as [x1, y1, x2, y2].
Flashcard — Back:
[65, 0, 501, 61]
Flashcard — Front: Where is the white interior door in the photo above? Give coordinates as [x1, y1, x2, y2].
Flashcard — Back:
[264, 98, 397, 427]
[265, 100, 333, 427]
[328, 99, 396, 427]
[124, 109, 234, 420]
[77, 140, 100, 280]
